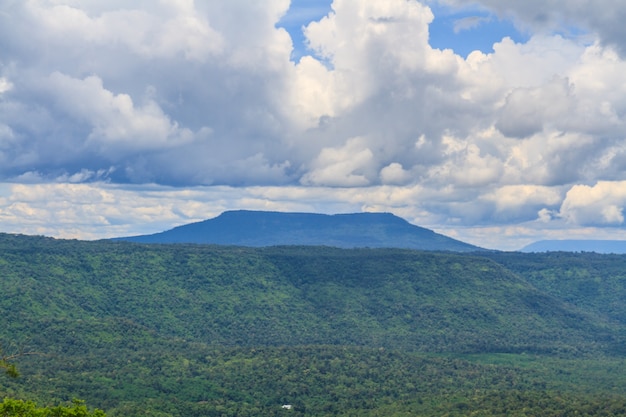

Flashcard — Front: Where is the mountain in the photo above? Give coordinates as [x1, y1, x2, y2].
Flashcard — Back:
[114, 210, 484, 251]
[522, 240, 626, 254]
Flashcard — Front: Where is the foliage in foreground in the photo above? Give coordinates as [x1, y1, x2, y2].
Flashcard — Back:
[0, 398, 105, 417]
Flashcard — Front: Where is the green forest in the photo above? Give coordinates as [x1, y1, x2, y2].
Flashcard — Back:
[2, 233, 626, 415]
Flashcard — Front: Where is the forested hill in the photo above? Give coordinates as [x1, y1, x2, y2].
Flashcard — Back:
[114, 210, 484, 252]
[0, 233, 620, 355]
[3, 234, 626, 415]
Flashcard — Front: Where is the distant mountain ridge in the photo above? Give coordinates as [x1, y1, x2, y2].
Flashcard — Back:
[522, 240, 626, 254]
[115, 210, 484, 252]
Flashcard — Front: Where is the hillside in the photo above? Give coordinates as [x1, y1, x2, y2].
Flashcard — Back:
[0, 234, 611, 355]
[485, 251, 626, 344]
[522, 239, 626, 254]
[2, 234, 626, 415]
[114, 210, 484, 252]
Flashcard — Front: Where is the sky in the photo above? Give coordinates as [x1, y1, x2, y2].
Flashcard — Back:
[1, 0, 626, 251]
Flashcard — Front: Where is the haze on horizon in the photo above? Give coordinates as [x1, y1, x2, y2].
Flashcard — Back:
[1, 0, 626, 251]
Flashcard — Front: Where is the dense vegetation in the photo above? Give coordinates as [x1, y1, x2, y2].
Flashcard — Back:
[0, 398, 105, 417]
[2, 233, 626, 415]
[486, 250, 626, 354]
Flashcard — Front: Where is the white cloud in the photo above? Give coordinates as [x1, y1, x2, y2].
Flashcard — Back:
[301, 137, 375, 186]
[45, 73, 195, 155]
[0, 77, 12, 94]
[24, 1, 225, 61]
[487, 185, 563, 211]
[287, 55, 338, 127]
[429, 136, 504, 187]
[559, 181, 626, 226]
[380, 162, 411, 185]
[301, 0, 455, 108]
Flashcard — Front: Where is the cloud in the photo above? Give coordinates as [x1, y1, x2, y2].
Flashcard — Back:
[301, 137, 375, 186]
[483, 184, 563, 222]
[496, 76, 574, 138]
[45, 73, 194, 155]
[559, 181, 626, 226]
[0, 0, 299, 185]
[380, 162, 412, 185]
[453, 15, 491, 34]
[22, 0, 225, 61]
[0, 77, 12, 94]
[439, 0, 626, 56]
[6, 0, 624, 189]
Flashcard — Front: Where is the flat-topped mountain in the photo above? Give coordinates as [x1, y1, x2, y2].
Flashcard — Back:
[115, 210, 484, 251]
[522, 240, 626, 254]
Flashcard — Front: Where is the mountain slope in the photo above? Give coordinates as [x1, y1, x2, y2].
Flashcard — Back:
[115, 210, 484, 251]
[485, 250, 626, 347]
[0, 234, 616, 356]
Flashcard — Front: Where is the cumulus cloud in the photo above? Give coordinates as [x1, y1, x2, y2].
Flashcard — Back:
[45, 73, 194, 154]
[559, 181, 626, 226]
[496, 76, 574, 138]
[21, 0, 225, 61]
[482, 184, 563, 222]
[380, 163, 412, 185]
[0, 0, 299, 184]
[301, 137, 375, 186]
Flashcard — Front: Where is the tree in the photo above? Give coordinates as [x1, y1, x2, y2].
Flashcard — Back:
[0, 398, 106, 417]
[1, 344, 39, 378]
[1, 345, 105, 416]
[1, 351, 20, 378]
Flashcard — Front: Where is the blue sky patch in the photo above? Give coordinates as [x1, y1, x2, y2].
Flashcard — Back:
[428, 4, 529, 57]
[277, 0, 334, 62]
